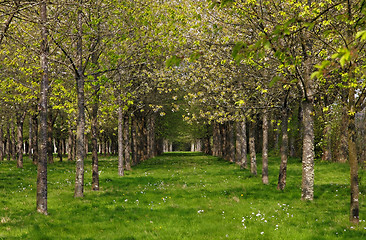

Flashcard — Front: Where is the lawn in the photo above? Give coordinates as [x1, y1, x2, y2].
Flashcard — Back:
[0, 152, 365, 239]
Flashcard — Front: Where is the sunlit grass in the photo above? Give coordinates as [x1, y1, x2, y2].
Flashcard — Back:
[0, 152, 365, 239]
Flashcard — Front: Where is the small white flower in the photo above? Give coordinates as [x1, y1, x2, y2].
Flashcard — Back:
[260, 232, 264, 235]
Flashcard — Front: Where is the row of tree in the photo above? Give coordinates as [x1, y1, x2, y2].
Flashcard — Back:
[1, 0, 365, 224]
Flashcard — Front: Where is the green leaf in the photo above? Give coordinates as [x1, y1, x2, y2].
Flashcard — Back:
[269, 76, 281, 87]
[356, 30, 366, 40]
[232, 41, 246, 58]
[311, 71, 319, 79]
[166, 55, 182, 68]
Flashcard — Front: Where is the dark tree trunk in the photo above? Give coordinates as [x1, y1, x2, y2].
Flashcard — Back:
[131, 116, 138, 166]
[321, 124, 332, 161]
[216, 123, 223, 157]
[47, 110, 56, 164]
[32, 115, 39, 164]
[56, 139, 63, 162]
[238, 119, 248, 169]
[278, 107, 289, 190]
[16, 111, 26, 168]
[262, 109, 269, 184]
[67, 127, 73, 161]
[0, 126, 4, 161]
[249, 119, 257, 176]
[91, 84, 100, 190]
[74, 3, 85, 198]
[28, 117, 32, 157]
[212, 123, 219, 156]
[348, 111, 359, 224]
[6, 122, 11, 161]
[337, 106, 348, 163]
[228, 122, 235, 162]
[235, 122, 241, 163]
[11, 122, 16, 161]
[118, 104, 124, 176]
[37, 0, 48, 214]
[124, 114, 131, 170]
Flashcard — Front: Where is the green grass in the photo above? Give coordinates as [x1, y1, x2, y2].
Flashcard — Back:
[0, 152, 365, 239]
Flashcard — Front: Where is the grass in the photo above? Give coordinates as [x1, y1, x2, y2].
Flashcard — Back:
[0, 152, 365, 239]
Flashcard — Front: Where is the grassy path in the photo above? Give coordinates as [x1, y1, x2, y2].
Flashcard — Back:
[0, 152, 365, 239]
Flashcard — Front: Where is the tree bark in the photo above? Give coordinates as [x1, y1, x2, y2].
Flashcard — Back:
[132, 116, 138, 165]
[239, 119, 248, 169]
[0, 126, 4, 161]
[16, 111, 26, 168]
[262, 109, 269, 184]
[56, 139, 63, 162]
[278, 107, 289, 190]
[37, 0, 48, 214]
[74, 3, 85, 198]
[337, 106, 348, 163]
[118, 104, 124, 176]
[28, 117, 32, 157]
[32, 115, 39, 164]
[91, 85, 100, 190]
[249, 119, 257, 176]
[228, 122, 235, 162]
[235, 122, 242, 163]
[348, 111, 359, 224]
[67, 127, 73, 161]
[124, 114, 131, 170]
[301, 99, 315, 200]
[11, 122, 16, 161]
[6, 122, 11, 161]
[348, 82, 360, 223]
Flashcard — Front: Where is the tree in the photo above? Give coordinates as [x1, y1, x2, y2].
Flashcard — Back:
[36, 0, 49, 215]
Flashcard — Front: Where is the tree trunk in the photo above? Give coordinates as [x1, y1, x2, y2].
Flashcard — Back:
[74, 3, 85, 198]
[0, 126, 4, 161]
[348, 112, 359, 224]
[301, 99, 315, 201]
[67, 127, 73, 161]
[278, 107, 289, 190]
[262, 109, 269, 184]
[239, 119, 248, 169]
[228, 122, 235, 162]
[28, 117, 32, 157]
[321, 124, 332, 161]
[37, 0, 48, 214]
[56, 139, 63, 162]
[47, 110, 54, 164]
[124, 114, 131, 170]
[16, 111, 26, 168]
[132, 116, 138, 165]
[337, 106, 348, 163]
[6, 122, 11, 161]
[235, 122, 242, 163]
[249, 119, 257, 176]
[118, 105, 124, 176]
[348, 86, 359, 224]
[32, 115, 39, 164]
[91, 85, 99, 190]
